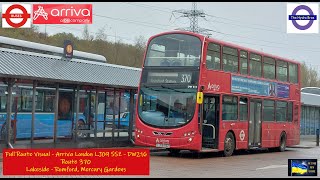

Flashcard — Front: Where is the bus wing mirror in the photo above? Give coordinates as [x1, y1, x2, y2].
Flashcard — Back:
[197, 92, 203, 104]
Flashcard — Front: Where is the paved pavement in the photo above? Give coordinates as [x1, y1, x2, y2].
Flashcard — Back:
[0, 139, 319, 178]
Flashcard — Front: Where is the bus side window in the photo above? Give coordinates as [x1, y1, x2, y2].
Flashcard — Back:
[0, 96, 6, 112]
[222, 95, 238, 121]
[263, 100, 275, 121]
[240, 51, 248, 75]
[263, 57, 276, 80]
[277, 60, 288, 82]
[206, 55, 212, 68]
[239, 97, 248, 121]
[249, 53, 262, 77]
[222, 46, 238, 73]
[276, 101, 287, 122]
[289, 63, 298, 83]
[288, 102, 293, 122]
[206, 43, 220, 70]
[41, 89, 55, 112]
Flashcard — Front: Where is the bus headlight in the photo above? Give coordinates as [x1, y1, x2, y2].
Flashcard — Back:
[136, 129, 143, 134]
[184, 131, 194, 137]
[188, 138, 193, 142]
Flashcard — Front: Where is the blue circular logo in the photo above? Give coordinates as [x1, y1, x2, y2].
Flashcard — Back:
[291, 5, 315, 30]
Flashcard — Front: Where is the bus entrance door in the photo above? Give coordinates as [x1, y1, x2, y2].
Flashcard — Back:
[202, 96, 219, 149]
[249, 99, 262, 148]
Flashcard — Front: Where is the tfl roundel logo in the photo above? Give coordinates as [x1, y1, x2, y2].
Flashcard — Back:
[287, 3, 319, 33]
[2, 4, 31, 28]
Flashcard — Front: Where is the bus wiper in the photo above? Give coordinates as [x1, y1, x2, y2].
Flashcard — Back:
[161, 85, 185, 93]
[143, 85, 159, 91]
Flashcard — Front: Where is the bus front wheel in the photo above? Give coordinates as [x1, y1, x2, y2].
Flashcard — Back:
[168, 149, 180, 155]
[224, 132, 235, 157]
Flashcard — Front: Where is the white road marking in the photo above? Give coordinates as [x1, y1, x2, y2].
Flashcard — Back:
[256, 165, 288, 170]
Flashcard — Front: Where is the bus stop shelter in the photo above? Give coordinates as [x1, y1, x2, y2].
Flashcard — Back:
[0, 37, 141, 151]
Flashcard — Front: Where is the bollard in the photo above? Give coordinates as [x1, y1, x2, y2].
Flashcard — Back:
[317, 129, 319, 146]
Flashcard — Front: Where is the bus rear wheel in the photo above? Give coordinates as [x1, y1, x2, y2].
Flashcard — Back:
[224, 132, 235, 157]
[278, 133, 286, 152]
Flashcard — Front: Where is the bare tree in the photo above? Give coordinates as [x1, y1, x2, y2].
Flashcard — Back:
[132, 35, 147, 67]
[301, 62, 309, 87]
[134, 35, 147, 51]
[309, 66, 319, 87]
[82, 25, 94, 41]
[82, 25, 90, 40]
[301, 62, 320, 87]
[113, 39, 122, 64]
[95, 27, 107, 41]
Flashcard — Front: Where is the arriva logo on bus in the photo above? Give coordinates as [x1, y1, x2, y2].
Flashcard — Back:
[207, 82, 220, 92]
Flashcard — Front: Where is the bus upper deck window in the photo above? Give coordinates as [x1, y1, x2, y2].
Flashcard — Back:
[145, 34, 201, 67]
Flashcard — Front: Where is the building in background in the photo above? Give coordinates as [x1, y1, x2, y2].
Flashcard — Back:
[301, 87, 320, 136]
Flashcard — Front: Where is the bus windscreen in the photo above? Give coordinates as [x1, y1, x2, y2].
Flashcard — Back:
[138, 86, 196, 128]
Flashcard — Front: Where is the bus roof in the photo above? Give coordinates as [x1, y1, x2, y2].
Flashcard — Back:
[150, 30, 301, 65]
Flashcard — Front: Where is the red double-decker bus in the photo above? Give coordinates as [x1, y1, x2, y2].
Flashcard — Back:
[134, 31, 301, 156]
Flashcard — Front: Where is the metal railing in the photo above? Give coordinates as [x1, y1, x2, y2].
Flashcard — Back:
[203, 123, 215, 139]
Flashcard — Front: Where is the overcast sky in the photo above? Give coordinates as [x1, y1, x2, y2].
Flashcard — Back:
[2, 2, 320, 71]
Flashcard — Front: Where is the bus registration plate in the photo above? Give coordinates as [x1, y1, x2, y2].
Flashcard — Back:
[156, 143, 170, 148]
[156, 138, 170, 148]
